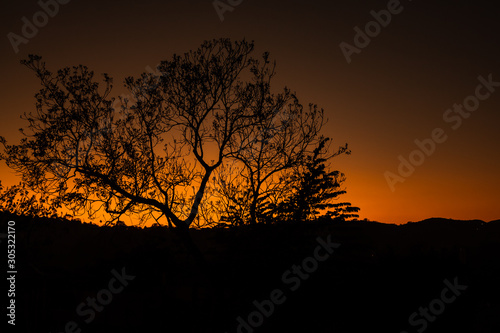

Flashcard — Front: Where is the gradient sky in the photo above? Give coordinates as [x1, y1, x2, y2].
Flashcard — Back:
[1, 0, 499, 224]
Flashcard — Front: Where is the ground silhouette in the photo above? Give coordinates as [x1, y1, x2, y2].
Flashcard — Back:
[2, 212, 499, 332]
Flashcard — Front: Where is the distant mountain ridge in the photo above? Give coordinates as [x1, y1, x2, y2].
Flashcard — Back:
[0, 211, 498, 227]
[409, 217, 486, 224]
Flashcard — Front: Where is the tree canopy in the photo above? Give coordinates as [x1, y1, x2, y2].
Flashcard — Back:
[0, 38, 358, 229]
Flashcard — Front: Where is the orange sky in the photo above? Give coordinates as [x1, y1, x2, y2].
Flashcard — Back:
[1, 0, 499, 224]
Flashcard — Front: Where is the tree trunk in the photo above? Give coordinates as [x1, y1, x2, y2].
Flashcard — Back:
[171, 222, 206, 267]
[170, 222, 221, 329]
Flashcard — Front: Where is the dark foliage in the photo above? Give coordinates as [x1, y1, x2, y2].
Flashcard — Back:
[266, 137, 359, 223]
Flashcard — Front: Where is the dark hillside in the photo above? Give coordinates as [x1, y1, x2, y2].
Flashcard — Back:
[1, 212, 499, 332]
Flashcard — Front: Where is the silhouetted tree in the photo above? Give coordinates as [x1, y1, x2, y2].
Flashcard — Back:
[0, 39, 301, 268]
[1, 38, 357, 233]
[267, 137, 359, 222]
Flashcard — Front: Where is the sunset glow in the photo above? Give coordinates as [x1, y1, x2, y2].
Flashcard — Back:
[1, 0, 499, 225]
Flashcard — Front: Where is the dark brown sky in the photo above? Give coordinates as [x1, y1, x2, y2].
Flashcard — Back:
[1, 0, 499, 223]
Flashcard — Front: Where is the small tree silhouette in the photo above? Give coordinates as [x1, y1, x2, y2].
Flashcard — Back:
[267, 137, 359, 223]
